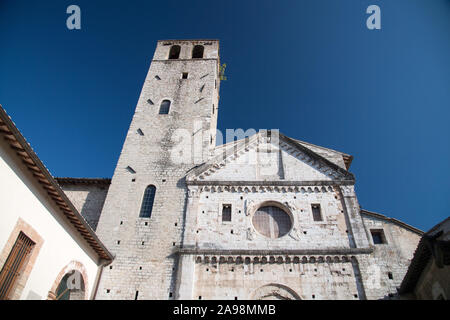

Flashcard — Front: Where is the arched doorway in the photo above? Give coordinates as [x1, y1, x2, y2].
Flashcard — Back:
[48, 261, 88, 300]
[54, 270, 85, 300]
[251, 284, 301, 300]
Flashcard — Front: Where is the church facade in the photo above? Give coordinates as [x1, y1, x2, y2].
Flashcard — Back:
[55, 40, 423, 300]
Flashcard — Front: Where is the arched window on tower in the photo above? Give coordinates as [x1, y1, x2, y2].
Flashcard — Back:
[192, 45, 204, 59]
[159, 100, 171, 114]
[139, 185, 156, 218]
[168, 45, 181, 59]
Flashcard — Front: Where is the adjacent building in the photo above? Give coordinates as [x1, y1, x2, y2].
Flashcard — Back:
[0, 106, 113, 300]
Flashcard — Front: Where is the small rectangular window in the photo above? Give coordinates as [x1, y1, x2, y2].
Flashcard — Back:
[371, 229, 386, 244]
[222, 204, 231, 222]
[182, 72, 188, 79]
[312, 204, 322, 221]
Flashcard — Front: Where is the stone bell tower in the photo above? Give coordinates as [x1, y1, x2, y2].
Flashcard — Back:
[95, 40, 221, 299]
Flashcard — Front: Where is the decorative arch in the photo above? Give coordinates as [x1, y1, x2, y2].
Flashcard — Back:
[47, 261, 89, 300]
[251, 283, 301, 300]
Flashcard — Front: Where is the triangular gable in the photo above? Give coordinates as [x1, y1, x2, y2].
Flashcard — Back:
[293, 139, 353, 170]
[187, 132, 354, 183]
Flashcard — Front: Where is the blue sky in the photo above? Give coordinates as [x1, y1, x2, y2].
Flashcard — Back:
[1, 0, 449, 231]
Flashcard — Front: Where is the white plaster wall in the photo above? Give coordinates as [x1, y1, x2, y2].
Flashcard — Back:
[0, 142, 100, 300]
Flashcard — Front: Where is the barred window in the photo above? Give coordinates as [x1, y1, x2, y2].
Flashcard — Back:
[252, 206, 292, 238]
[139, 185, 156, 218]
[222, 204, 231, 222]
[192, 45, 204, 58]
[169, 45, 180, 59]
[159, 100, 171, 114]
[312, 204, 322, 221]
[0, 232, 35, 299]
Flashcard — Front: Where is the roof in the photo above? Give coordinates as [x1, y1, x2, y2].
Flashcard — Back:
[399, 217, 450, 294]
[188, 131, 355, 183]
[360, 209, 424, 235]
[212, 132, 353, 170]
[0, 105, 113, 262]
[56, 177, 111, 185]
[292, 138, 353, 170]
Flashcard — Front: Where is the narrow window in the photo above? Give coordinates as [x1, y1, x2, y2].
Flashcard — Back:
[135, 291, 139, 300]
[168, 45, 180, 59]
[0, 232, 35, 299]
[182, 72, 188, 79]
[222, 204, 232, 222]
[159, 100, 171, 114]
[139, 185, 156, 218]
[371, 229, 386, 244]
[126, 166, 136, 174]
[192, 45, 204, 58]
[312, 204, 322, 221]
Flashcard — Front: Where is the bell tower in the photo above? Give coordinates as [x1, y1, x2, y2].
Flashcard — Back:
[95, 40, 221, 299]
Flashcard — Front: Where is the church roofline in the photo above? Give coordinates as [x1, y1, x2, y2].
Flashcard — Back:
[189, 131, 355, 182]
[280, 133, 354, 179]
[292, 138, 353, 169]
[213, 131, 354, 169]
[360, 209, 424, 235]
[56, 177, 111, 185]
[0, 104, 114, 263]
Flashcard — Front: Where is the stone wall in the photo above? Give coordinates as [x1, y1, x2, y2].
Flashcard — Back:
[90, 39, 423, 300]
[57, 179, 110, 231]
[359, 212, 422, 299]
[184, 186, 353, 250]
[193, 257, 361, 300]
[176, 184, 422, 300]
[94, 40, 221, 300]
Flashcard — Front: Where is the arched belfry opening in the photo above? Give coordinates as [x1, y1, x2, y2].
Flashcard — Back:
[168, 45, 181, 59]
[192, 45, 204, 59]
